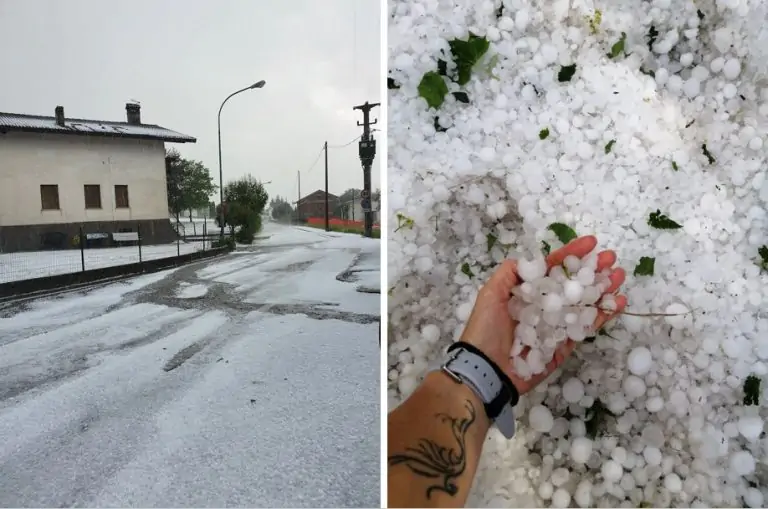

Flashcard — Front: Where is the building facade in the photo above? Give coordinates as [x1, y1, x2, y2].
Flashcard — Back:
[0, 103, 195, 252]
[350, 199, 380, 224]
[296, 190, 340, 221]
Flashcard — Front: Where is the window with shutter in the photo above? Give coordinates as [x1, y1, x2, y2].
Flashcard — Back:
[84, 185, 102, 209]
[40, 185, 60, 210]
[115, 185, 129, 208]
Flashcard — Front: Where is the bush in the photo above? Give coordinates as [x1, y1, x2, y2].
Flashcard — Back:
[235, 225, 255, 244]
[212, 237, 235, 250]
[234, 213, 262, 244]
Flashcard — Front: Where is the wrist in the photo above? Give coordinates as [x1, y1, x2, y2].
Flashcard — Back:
[423, 371, 492, 432]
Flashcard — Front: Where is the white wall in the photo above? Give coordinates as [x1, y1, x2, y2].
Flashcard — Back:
[0, 132, 169, 226]
[351, 199, 380, 223]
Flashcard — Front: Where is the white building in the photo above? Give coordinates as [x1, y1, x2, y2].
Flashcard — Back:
[350, 199, 380, 224]
[0, 103, 195, 252]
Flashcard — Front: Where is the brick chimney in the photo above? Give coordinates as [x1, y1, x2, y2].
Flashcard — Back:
[126, 102, 141, 125]
[55, 106, 65, 126]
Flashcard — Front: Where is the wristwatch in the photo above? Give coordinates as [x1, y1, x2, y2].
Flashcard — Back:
[439, 341, 519, 438]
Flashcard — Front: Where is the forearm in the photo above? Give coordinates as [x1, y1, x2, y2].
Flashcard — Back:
[387, 370, 491, 508]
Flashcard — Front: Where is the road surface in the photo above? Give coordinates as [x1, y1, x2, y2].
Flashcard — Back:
[0, 224, 380, 507]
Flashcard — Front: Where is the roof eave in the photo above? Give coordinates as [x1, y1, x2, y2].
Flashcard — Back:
[0, 126, 196, 143]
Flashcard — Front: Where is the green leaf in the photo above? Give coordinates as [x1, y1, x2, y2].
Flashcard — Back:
[647, 210, 682, 229]
[453, 91, 470, 103]
[639, 67, 655, 78]
[672, 161, 679, 171]
[448, 34, 491, 86]
[387, 77, 400, 90]
[437, 59, 448, 76]
[547, 223, 578, 244]
[588, 10, 602, 35]
[539, 127, 550, 140]
[496, 2, 503, 18]
[743, 374, 761, 406]
[461, 262, 474, 278]
[395, 212, 415, 232]
[697, 9, 705, 20]
[541, 240, 551, 255]
[418, 71, 449, 109]
[604, 139, 616, 154]
[759, 246, 768, 271]
[647, 25, 659, 51]
[758, 245, 768, 272]
[639, 502, 653, 508]
[558, 64, 577, 82]
[487, 233, 498, 252]
[607, 32, 627, 59]
[702, 144, 716, 165]
[634, 257, 655, 276]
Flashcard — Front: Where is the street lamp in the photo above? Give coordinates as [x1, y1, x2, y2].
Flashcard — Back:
[217, 80, 266, 239]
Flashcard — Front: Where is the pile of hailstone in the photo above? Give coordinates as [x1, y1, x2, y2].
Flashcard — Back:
[509, 250, 615, 380]
[387, 0, 768, 507]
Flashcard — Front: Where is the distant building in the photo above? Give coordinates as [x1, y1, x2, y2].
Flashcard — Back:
[0, 103, 195, 252]
[350, 199, 380, 224]
[296, 190, 339, 221]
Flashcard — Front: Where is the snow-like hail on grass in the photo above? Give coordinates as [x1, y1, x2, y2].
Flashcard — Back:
[387, 0, 768, 506]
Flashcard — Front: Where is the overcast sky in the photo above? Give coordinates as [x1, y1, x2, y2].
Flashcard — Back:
[0, 0, 381, 206]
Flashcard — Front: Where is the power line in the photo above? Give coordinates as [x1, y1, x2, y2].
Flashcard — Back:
[303, 146, 325, 174]
[328, 134, 362, 149]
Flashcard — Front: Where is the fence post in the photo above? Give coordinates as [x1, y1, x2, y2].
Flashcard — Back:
[79, 226, 85, 272]
[177, 229, 180, 257]
[138, 223, 143, 263]
[202, 220, 206, 251]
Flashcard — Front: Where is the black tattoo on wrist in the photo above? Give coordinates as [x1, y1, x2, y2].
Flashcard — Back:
[388, 399, 476, 499]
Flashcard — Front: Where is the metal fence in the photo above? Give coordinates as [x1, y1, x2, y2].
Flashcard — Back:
[0, 223, 214, 285]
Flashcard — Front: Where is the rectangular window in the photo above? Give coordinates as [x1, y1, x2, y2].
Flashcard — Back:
[84, 184, 101, 209]
[40, 185, 60, 210]
[115, 185, 129, 208]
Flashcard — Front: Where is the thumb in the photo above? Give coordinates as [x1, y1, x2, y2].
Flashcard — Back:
[486, 260, 519, 295]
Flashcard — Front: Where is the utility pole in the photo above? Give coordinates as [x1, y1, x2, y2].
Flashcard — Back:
[324, 141, 330, 232]
[297, 170, 301, 225]
[353, 101, 380, 238]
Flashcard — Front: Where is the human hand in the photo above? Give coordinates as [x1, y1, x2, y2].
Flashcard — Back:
[458, 236, 626, 395]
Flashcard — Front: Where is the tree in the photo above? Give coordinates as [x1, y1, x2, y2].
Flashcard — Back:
[270, 195, 294, 222]
[334, 188, 362, 219]
[215, 174, 269, 244]
[166, 149, 217, 222]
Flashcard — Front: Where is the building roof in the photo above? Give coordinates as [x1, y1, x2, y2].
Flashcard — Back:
[0, 112, 196, 143]
[297, 190, 340, 204]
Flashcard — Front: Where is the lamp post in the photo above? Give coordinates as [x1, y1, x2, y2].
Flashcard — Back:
[217, 80, 266, 239]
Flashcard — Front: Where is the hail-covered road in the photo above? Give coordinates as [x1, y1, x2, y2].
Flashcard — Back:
[0, 224, 380, 507]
